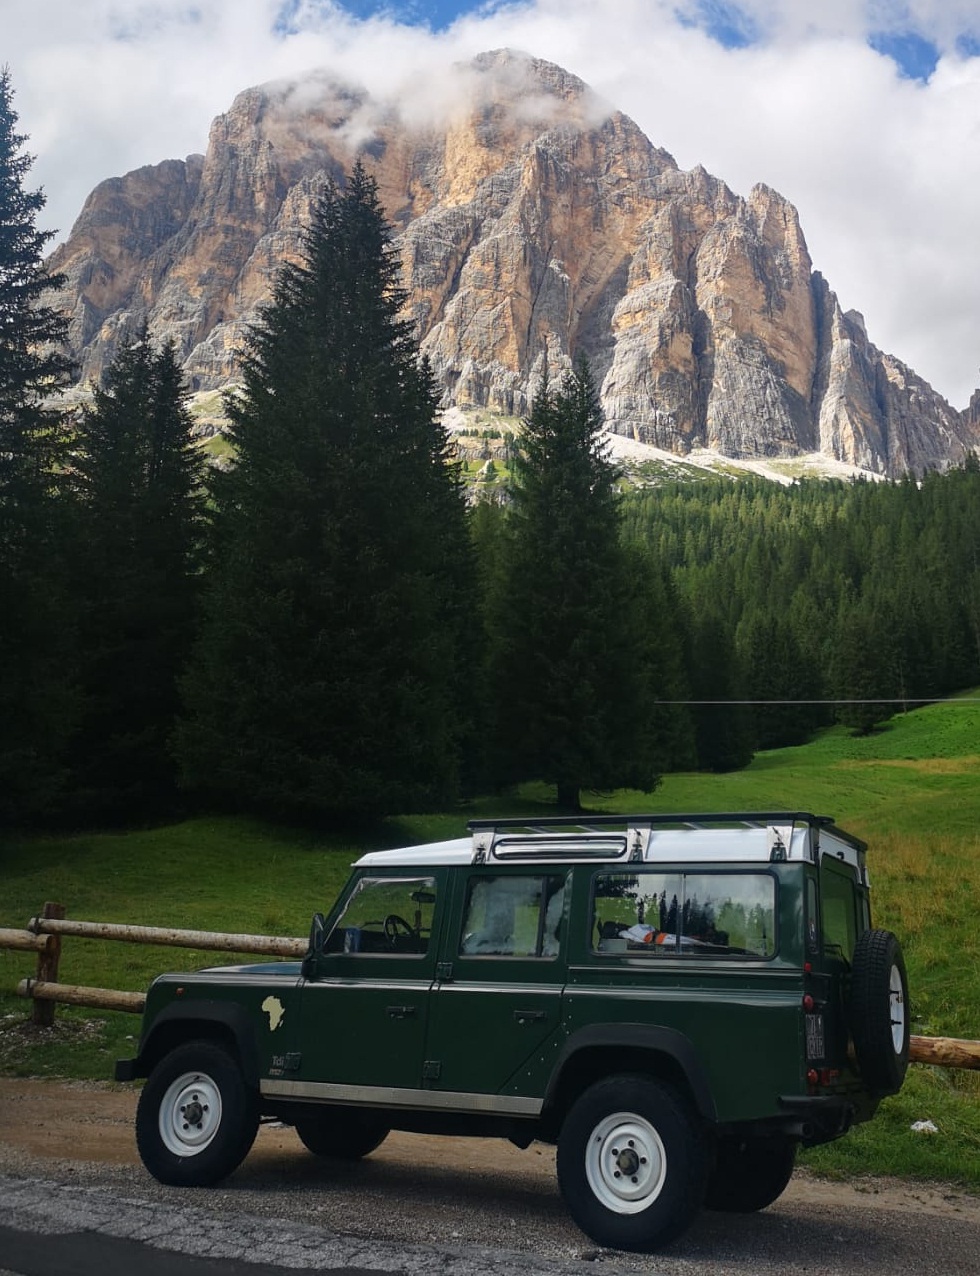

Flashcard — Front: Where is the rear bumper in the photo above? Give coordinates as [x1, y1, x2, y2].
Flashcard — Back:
[777, 1094, 856, 1145]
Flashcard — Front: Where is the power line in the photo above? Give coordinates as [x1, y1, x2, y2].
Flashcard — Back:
[653, 697, 980, 706]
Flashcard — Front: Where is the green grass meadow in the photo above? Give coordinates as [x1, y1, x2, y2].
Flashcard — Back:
[2, 694, 980, 1186]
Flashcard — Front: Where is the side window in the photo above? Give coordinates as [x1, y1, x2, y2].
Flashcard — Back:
[594, 872, 682, 951]
[324, 876, 436, 956]
[820, 858, 858, 961]
[681, 874, 775, 957]
[593, 871, 776, 958]
[459, 875, 566, 958]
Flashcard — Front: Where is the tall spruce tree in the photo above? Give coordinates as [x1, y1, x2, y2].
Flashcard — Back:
[177, 163, 472, 819]
[487, 359, 661, 809]
[686, 610, 754, 772]
[69, 333, 205, 819]
[0, 67, 76, 825]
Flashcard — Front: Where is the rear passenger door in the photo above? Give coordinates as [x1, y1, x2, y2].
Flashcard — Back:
[423, 870, 568, 1103]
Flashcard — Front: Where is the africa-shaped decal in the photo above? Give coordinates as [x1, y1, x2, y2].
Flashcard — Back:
[261, 995, 285, 1032]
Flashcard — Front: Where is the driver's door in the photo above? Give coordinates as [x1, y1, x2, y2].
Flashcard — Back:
[293, 873, 443, 1092]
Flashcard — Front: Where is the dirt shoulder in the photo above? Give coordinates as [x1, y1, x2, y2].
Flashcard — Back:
[1, 1076, 979, 1224]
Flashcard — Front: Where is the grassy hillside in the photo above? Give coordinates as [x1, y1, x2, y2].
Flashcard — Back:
[2, 694, 979, 1184]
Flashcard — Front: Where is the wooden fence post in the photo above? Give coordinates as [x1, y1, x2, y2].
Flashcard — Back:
[32, 902, 65, 1027]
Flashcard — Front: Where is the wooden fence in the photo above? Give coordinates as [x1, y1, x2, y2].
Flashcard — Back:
[1, 902, 979, 1071]
[1, 901, 306, 1026]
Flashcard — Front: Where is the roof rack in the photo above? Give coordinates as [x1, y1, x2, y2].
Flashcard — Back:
[468, 811, 860, 842]
[465, 812, 867, 872]
[353, 812, 867, 877]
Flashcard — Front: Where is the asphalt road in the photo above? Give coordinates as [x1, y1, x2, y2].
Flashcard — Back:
[0, 1225, 380, 1276]
[3, 1156, 980, 1276]
[1, 1080, 979, 1276]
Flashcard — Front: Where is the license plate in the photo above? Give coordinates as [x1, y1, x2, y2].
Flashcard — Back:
[805, 1013, 825, 1060]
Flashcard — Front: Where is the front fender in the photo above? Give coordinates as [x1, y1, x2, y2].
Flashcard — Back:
[119, 999, 263, 1085]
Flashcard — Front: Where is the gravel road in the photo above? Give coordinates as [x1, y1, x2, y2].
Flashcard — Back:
[1, 1079, 979, 1275]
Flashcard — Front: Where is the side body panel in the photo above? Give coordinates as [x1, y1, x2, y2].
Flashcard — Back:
[559, 862, 808, 1123]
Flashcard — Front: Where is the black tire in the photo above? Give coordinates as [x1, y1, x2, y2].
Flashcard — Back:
[294, 1109, 389, 1160]
[704, 1137, 796, 1212]
[556, 1075, 706, 1252]
[849, 928, 910, 1096]
[135, 1040, 259, 1186]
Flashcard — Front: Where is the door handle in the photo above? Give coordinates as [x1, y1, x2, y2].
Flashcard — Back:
[387, 1005, 417, 1019]
[513, 1009, 547, 1024]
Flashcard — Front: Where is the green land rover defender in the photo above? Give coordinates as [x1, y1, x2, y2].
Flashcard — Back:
[116, 812, 909, 1251]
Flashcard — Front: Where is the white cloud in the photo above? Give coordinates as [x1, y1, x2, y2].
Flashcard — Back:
[6, 0, 980, 407]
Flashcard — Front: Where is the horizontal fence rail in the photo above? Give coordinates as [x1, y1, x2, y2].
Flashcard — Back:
[1, 903, 979, 1071]
[16, 978, 146, 1014]
[0, 928, 55, 954]
[1, 901, 308, 1026]
[26, 916, 307, 959]
[908, 1035, 980, 1070]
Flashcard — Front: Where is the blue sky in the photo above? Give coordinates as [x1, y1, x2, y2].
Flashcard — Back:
[318, 1, 485, 30]
[325, 0, 978, 81]
[7, 0, 980, 407]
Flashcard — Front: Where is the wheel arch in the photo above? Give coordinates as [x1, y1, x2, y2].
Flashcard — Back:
[540, 1024, 716, 1141]
[134, 1002, 261, 1087]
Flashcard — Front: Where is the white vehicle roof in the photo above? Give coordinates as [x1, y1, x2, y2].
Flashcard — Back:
[354, 813, 868, 882]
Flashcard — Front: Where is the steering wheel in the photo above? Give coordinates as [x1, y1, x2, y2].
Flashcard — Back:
[383, 914, 415, 944]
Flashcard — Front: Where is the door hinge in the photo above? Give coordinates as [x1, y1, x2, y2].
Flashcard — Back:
[422, 1059, 442, 1081]
[436, 961, 453, 982]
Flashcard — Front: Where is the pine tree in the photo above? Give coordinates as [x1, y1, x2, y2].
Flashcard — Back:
[487, 359, 661, 809]
[622, 542, 697, 772]
[0, 67, 76, 825]
[177, 164, 472, 819]
[832, 601, 892, 735]
[737, 609, 822, 749]
[69, 333, 205, 819]
[686, 609, 754, 772]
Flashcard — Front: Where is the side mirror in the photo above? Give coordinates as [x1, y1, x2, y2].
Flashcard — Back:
[301, 912, 326, 980]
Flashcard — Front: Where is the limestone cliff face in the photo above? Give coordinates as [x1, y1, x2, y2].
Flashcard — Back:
[966, 389, 980, 436]
[48, 50, 980, 476]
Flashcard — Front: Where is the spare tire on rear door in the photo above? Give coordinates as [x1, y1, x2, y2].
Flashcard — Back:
[849, 928, 909, 1096]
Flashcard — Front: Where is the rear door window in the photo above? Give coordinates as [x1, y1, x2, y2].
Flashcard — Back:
[820, 858, 859, 961]
[459, 874, 566, 958]
[593, 870, 776, 958]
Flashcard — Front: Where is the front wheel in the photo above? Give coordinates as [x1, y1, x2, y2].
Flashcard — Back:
[556, 1075, 706, 1251]
[136, 1040, 259, 1186]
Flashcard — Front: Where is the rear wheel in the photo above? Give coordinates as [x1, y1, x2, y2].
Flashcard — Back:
[136, 1040, 258, 1186]
[294, 1109, 389, 1160]
[850, 929, 910, 1096]
[556, 1075, 706, 1251]
[704, 1136, 796, 1212]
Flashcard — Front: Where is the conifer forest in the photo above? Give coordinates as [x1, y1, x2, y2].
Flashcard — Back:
[2, 69, 979, 829]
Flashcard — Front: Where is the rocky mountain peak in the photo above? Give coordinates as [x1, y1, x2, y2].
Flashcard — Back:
[47, 51, 979, 477]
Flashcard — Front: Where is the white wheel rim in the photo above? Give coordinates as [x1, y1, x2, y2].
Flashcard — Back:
[889, 964, 906, 1052]
[158, 1070, 223, 1157]
[584, 1111, 667, 1214]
